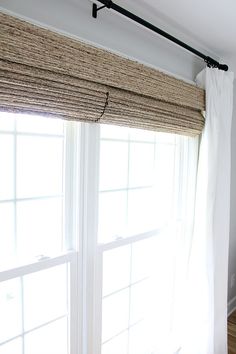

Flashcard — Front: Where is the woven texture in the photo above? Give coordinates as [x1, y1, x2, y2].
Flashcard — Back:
[0, 12, 205, 135]
[228, 311, 236, 354]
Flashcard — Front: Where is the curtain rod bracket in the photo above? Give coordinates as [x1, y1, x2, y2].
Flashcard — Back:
[92, 1, 112, 18]
[91, 0, 228, 71]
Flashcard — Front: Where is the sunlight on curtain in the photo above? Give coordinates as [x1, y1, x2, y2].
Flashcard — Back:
[181, 68, 234, 354]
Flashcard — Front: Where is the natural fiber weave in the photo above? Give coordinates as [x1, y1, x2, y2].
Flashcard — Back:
[0, 12, 205, 136]
[228, 310, 236, 354]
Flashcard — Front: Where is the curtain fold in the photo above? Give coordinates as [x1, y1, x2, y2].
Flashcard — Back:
[0, 12, 205, 136]
[181, 67, 234, 354]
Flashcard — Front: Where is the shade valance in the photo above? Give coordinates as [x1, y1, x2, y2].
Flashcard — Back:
[0, 12, 205, 135]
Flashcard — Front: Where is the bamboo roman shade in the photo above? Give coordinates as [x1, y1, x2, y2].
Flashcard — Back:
[0, 12, 205, 136]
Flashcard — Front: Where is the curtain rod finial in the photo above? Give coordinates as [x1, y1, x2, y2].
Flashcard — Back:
[205, 56, 228, 71]
[218, 64, 228, 71]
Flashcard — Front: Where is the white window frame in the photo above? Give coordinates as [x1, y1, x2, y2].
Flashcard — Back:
[79, 125, 199, 354]
[0, 118, 81, 354]
[0, 115, 199, 354]
[78, 123, 101, 354]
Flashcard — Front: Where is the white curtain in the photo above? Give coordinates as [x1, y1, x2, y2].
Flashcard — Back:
[181, 67, 234, 354]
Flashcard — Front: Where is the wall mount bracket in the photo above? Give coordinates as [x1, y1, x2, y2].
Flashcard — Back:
[92, 2, 112, 19]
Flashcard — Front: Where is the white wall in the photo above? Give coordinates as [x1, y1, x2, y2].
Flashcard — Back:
[1, 0, 236, 310]
[0, 0, 207, 81]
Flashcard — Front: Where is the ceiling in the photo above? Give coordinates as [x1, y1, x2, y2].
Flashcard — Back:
[114, 0, 236, 60]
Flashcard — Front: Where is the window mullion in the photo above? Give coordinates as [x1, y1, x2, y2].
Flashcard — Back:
[80, 123, 101, 354]
[69, 254, 79, 354]
[13, 116, 17, 261]
[63, 121, 81, 354]
[20, 276, 25, 354]
[64, 121, 80, 252]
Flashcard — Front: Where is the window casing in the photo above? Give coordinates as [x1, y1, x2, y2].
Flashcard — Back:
[0, 113, 198, 354]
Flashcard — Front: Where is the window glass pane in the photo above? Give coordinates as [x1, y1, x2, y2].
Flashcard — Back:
[0, 338, 22, 354]
[98, 126, 179, 243]
[0, 112, 15, 132]
[99, 141, 128, 191]
[127, 188, 157, 235]
[24, 318, 68, 354]
[17, 136, 64, 198]
[129, 142, 155, 188]
[155, 144, 176, 223]
[101, 237, 168, 353]
[129, 280, 150, 326]
[98, 191, 127, 243]
[0, 135, 14, 200]
[16, 114, 64, 135]
[103, 245, 130, 297]
[102, 289, 129, 343]
[128, 322, 151, 354]
[129, 128, 155, 142]
[17, 198, 63, 259]
[157, 132, 176, 144]
[131, 237, 158, 283]
[102, 331, 128, 354]
[0, 279, 21, 343]
[23, 264, 68, 331]
[101, 124, 129, 140]
[0, 203, 15, 268]
[0, 113, 67, 266]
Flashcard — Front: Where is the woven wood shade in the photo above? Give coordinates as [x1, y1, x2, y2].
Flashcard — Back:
[0, 12, 205, 136]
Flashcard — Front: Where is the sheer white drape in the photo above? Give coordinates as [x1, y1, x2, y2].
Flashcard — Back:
[181, 68, 234, 354]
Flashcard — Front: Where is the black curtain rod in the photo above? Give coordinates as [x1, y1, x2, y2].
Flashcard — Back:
[92, 0, 228, 71]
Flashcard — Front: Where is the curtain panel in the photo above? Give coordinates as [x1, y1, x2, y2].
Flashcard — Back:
[181, 68, 234, 354]
[0, 12, 205, 136]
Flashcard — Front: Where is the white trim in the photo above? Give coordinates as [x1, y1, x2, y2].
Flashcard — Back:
[228, 296, 236, 316]
[64, 121, 80, 354]
[77, 123, 87, 354]
[98, 228, 162, 252]
[80, 123, 101, 354]
[69, 252, 80, 354]
[99, 185, 153, 194]
[93, 250, 103, 354]
[64, 120, 80, 251]
[0, 252, 77, 282]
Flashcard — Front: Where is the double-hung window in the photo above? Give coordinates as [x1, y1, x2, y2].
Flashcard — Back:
[88, 125, 198, 354]
[0, 112, 198, 354]
[0, 113, 79, 354]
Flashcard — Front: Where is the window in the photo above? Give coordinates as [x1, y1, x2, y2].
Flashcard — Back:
[92, 126, 198, 354]
[0, 113, 198, 354]
[0, 113, 79, 354]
